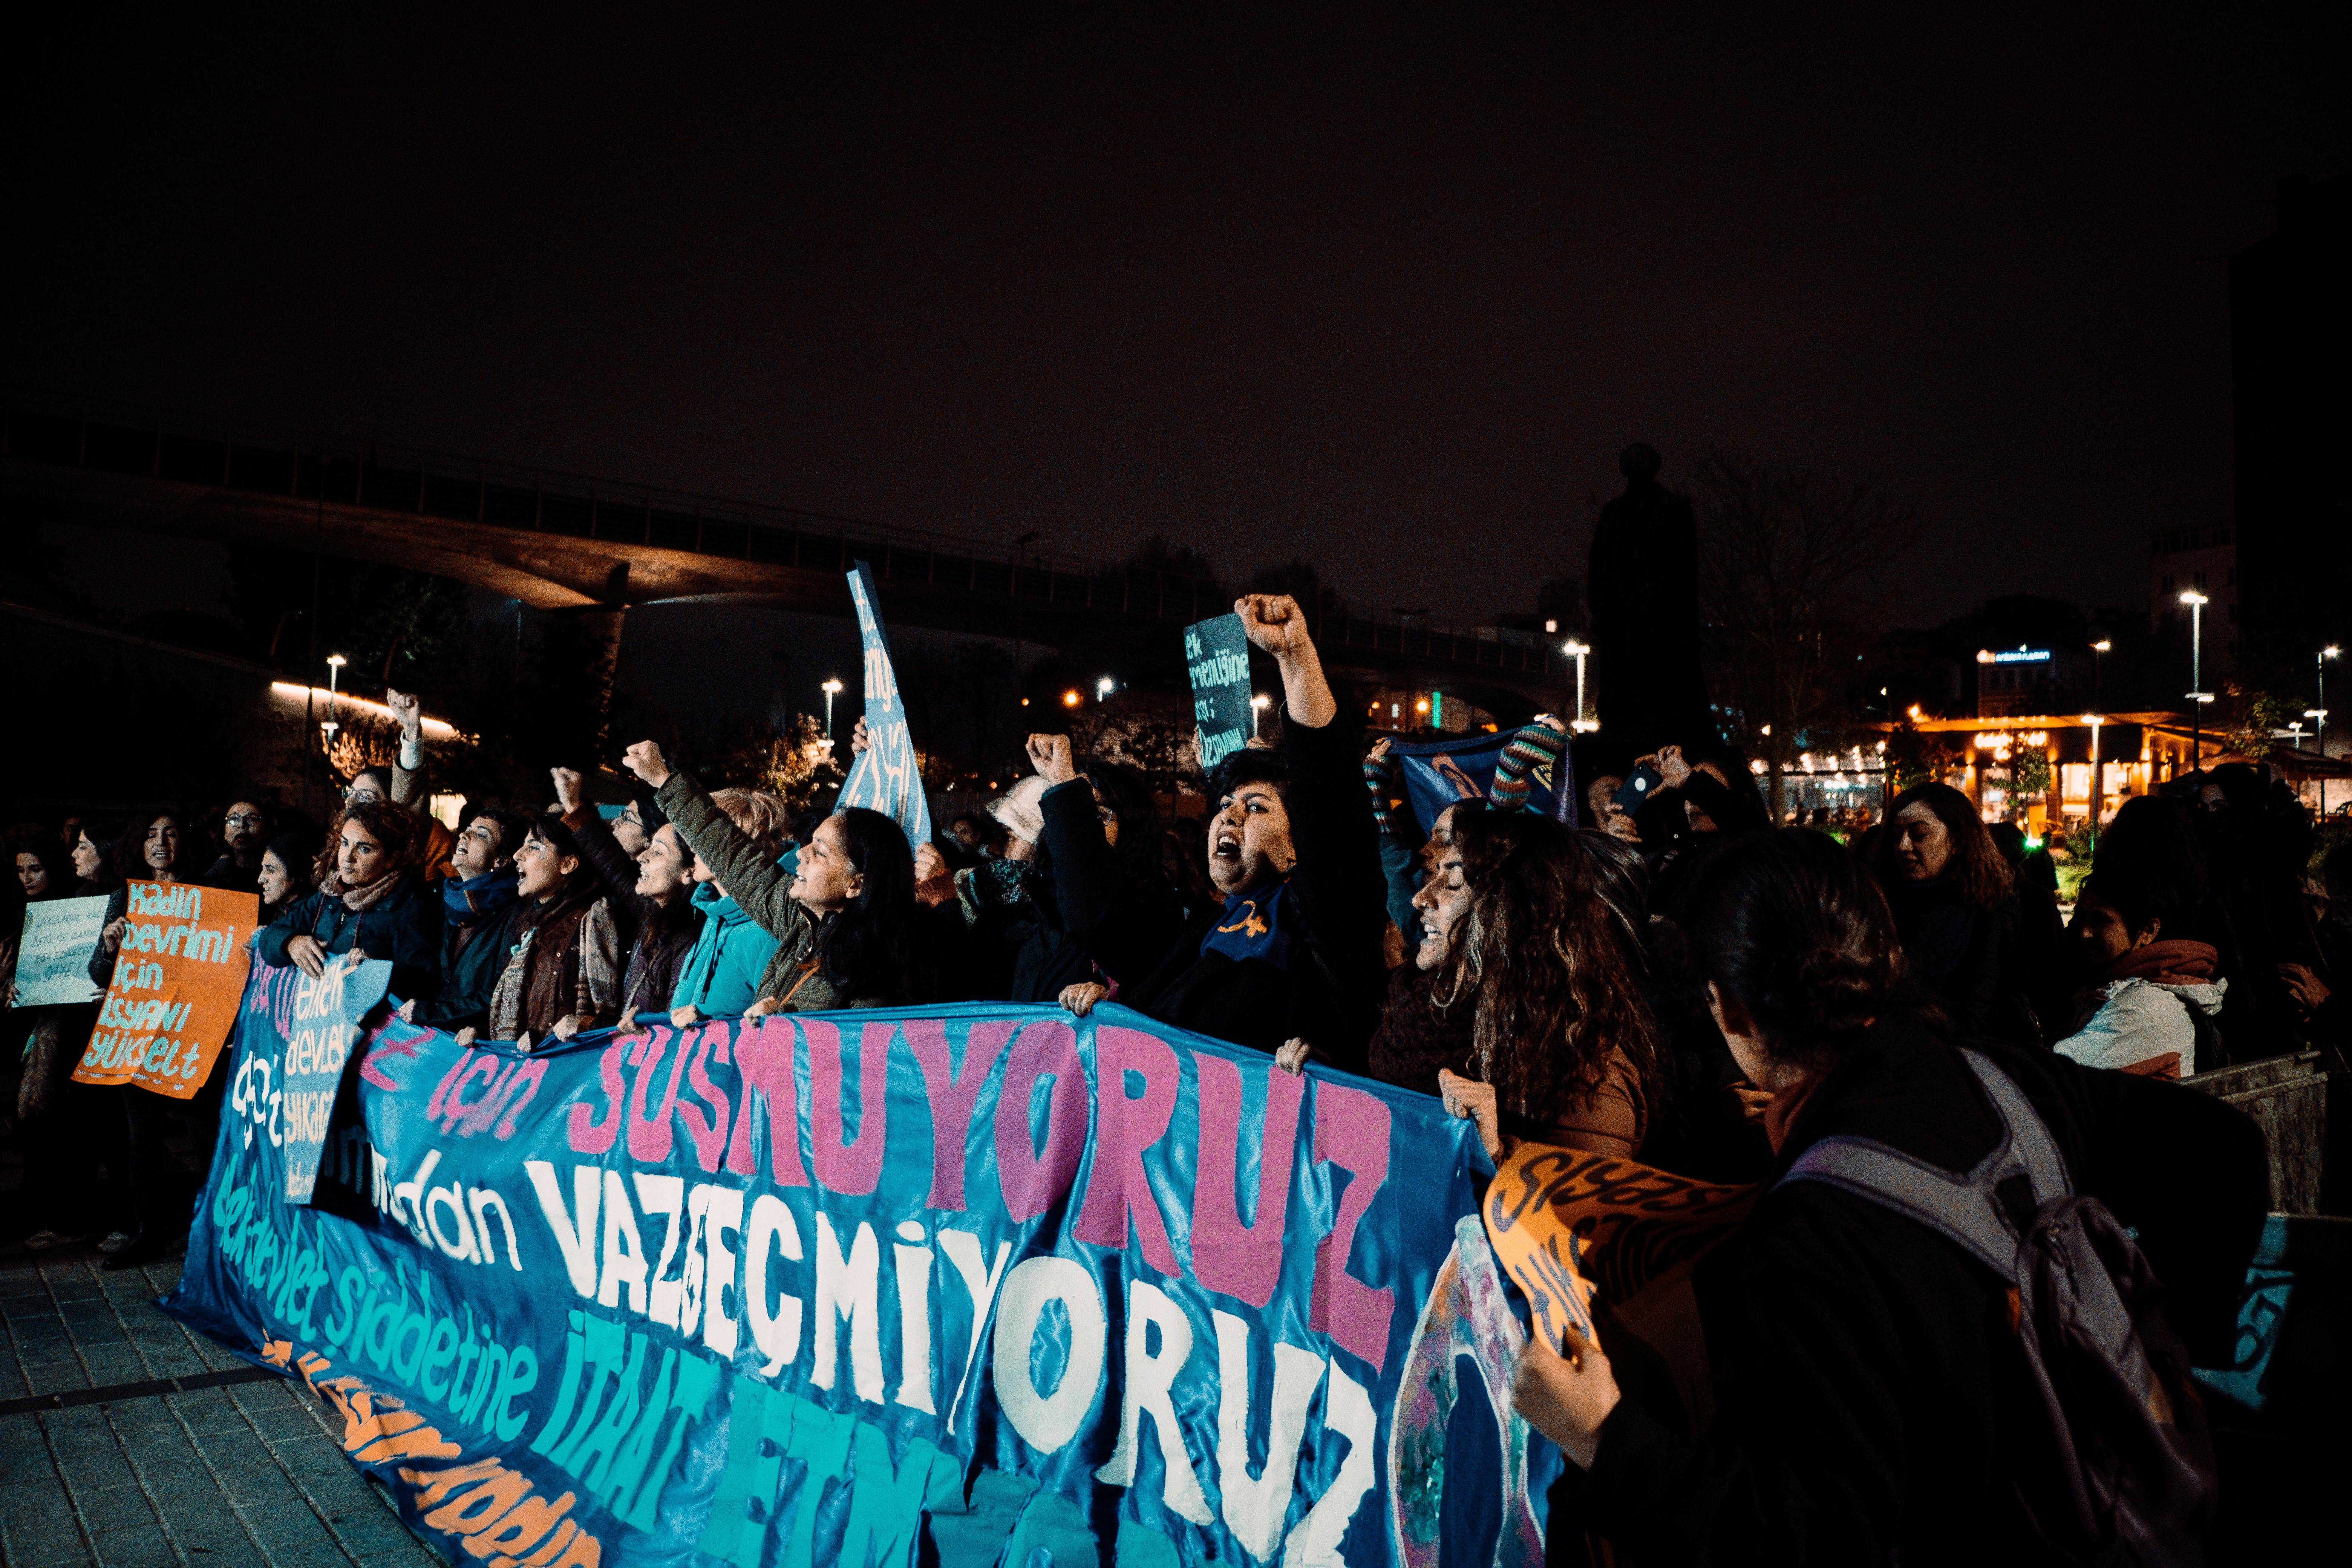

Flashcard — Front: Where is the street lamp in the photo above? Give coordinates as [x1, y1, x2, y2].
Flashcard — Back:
[322, 654, 348, 745]
[2082, 713, 2105, 851]
[2082, 639, 2112, 844]
[2318, 644, 2340, 814]
[2179, 592, 2211, 771]
[821, 678, 843, 737]
[1097, 676, 1115, 700]
[1250, 693, 1270, 738]
[1563, 640, 1593, 731]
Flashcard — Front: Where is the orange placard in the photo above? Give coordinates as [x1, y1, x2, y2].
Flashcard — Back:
[1481, 1145, 1602, 1352]
[1482, 1141, 1762, 1354]
[73, 881, 258, 1099]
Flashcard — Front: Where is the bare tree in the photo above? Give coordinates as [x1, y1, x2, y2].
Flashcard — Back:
[1692, 453, 1913, 820]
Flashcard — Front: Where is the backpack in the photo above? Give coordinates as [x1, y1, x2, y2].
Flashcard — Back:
[1779, 1050, 2217, 1565]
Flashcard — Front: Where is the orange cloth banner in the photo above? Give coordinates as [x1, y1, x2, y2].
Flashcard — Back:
[72, 880, 257, 1099]
[1482, 1142, 1761, 1424]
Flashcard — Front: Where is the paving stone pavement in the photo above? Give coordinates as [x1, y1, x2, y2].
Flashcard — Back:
[0, 1251, 441, 1567]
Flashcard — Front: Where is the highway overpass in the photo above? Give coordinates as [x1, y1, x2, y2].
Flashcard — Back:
[2, 403, 1570, 719]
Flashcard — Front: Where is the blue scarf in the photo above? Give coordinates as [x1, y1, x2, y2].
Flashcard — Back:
[1200, 880, 1292, 968]
[442, 868, 521, 928]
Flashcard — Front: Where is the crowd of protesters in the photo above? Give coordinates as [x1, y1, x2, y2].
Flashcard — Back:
[5, 590, 2340, 1561]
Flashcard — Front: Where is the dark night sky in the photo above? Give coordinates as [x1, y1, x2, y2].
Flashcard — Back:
[9, 5, 2346, 630]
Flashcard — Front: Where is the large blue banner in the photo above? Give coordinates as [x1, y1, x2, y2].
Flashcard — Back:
[168, 974, 1531, 1567]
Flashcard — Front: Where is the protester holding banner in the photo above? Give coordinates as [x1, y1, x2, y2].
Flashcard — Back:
[79, 810, 208, 1265]
[615, 821, 704, 1021]
[5, 836, 107, 1253]
[661, 787, 788, 1024]
[89, 810, 199, 990]
[410, 808, 531, 1037]
[1398, 810, 1661, 1159]
[1359, 736, 1425, 942]
[9, 821, 119, 1251]
[536, 763, 707, 1026]
[1113, 594, 1388, 1071]
[961, 733, 1184, 1004]
[483, 815, 622, 1044]
[1518, 828, 2269, 1565]
[631, 743, 927, 1012]
[255, 801, 442, 1004]
[1484, 715, 1573, 816]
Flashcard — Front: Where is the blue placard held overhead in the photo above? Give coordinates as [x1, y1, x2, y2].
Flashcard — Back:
[1185, 612, 1256, 770]
[838, 561, 934, 849]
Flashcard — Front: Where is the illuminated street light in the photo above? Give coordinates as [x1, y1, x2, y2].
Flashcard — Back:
[1097, 676, 1115, 699]
[322, 654, 348, 744]
[1251, 692, 1271, 739]
[2180, 591, 2211, 769]
[821, 677, 843, 737]
[1061, 689, 1082, 709]
[1563, 640, 1593, 731]
[2320, 646, 2341, 814]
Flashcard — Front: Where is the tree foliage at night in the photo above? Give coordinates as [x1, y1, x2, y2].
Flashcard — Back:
[1693, 452, 1914, 816]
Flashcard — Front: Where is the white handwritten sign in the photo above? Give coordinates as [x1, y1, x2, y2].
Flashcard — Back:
[836, 561, 935, 850]
[12, 895, 107, 1006]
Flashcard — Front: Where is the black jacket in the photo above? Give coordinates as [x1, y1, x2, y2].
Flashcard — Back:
[1127, 712, 1389, 1069]
[198, 853, 265, 899]
[412, 894, 522, 1035]
[254, 875, 443, 1005]
[1565, 1017, 2269, 1566]
[1888, 877, 2041, 1046]
[565, 812, 646, 952]
[994, 781, 1185, 1003]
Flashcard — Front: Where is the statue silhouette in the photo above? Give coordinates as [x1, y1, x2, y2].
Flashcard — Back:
[1586, 444, 1709, 761]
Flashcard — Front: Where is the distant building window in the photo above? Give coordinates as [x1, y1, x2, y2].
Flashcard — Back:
[2161, 574, 2174, 593]
[2194, 570, 2208, 588]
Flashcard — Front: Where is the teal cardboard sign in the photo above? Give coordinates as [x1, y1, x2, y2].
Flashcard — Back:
[1186, 614, 1256, 770]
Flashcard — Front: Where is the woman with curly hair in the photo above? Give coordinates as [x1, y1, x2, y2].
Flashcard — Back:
[1870, 781, 2038, 1044]
[256, 800, 442, 1005]
[1381, 807, 1663, 1159]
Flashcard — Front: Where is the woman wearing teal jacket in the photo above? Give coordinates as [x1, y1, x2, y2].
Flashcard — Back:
[663, 788, 787, 1024]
